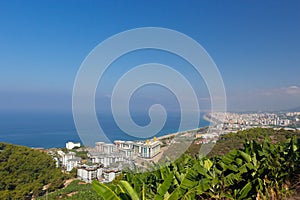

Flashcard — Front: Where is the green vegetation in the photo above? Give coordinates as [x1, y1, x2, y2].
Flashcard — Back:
[61, 147, 88, 160]
[186, 128, 300, 157]
[209, 128, 300, 157]
[74, 150, 88, 160]
[38, 180, 100, 200]
[0, 143, 69, 199]
[93, 128, 300, 199]
[2, 128, 300, 199]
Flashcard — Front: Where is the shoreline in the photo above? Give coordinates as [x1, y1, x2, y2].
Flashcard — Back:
[156, 126, 209, 141]
[2, 116, 211, 149]
[27, 126, 210, 150]
[202, 114, 212, 123]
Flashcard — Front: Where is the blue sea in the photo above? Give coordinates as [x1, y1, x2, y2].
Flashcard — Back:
[0, 111, 209, 148]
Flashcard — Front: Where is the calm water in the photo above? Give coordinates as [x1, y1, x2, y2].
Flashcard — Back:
[0, 111, 209, 148]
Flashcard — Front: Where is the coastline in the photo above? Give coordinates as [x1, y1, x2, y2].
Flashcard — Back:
[0, 114, 211, 149]
[203, 114, 211, 124]
[156, 126, 209, 142]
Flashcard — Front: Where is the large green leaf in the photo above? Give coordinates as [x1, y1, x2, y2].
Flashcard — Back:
[222, 150, 238, 164]
[238, 150, 251, 163]
[166, 188, 179, 200]
[203, 159, 213, 171]
[166, 168, 199, 200]
[155, 173, 173, 200]
[238, 182, 252, 200]
[224, 173, 241, 187]
[141, 183, 145, 200]
[92, 180, 121, 200]
[118, 180, 140, 200]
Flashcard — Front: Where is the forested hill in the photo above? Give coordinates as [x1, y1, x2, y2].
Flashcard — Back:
[186, 128, 300, 158]
[0, 142, 67, 199]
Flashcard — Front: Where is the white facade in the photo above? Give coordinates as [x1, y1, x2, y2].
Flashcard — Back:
[115, 140, 134, 157]
[77, 164, 103, 183]
[103, 168, 121, 182]
[89, 152, 126, 167]
[62, 152, 76, 166]
[66, 142, 81, 150]
[66, 157, 81, 172]
[135, 141, 160, 158]
[60, 152, 82, 171]
[107, 172, 116, 182]
[95, 142, 115, 154]
[77, 164, 121, 183]
[53, 157, 60, 168]
[116, 140, 161, 158]
[57, 150, 65, 157]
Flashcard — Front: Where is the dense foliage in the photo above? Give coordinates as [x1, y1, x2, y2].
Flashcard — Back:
[93, 129, 300, 199]
[0, 143, 68, 199]
[186, 128, 300, 157]
[38, 180, 100, 200]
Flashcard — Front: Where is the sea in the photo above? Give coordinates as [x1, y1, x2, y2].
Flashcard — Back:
[0, 111, 209, 148]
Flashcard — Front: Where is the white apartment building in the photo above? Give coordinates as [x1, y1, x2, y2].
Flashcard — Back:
[77, 164, 103, 183]
[57, 150, 65, 157]
[61, 152, 76, 166]
[95, 142, 115, 154]
[115, 139, 161, 159]
[66, 141, 81, 150]
[88, 152, 126, 167]
[102, 168, 121, 182]
[66, 157, 82, 172]
[134, 141, 161, 158]
[114, 140, 134, 157]
[59, 151, 82, 171]
[77, 164, 121, 183]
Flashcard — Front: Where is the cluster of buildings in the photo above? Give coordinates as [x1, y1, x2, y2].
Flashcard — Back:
[193, 112, 300, 144]
[57, 150, 82, 172]
[206, 112, 299, 132]
[76, 163, 121, 183]
[286, 112, 300, 121]
[195, 132, 219, 144]
[53, 139, 161, 183]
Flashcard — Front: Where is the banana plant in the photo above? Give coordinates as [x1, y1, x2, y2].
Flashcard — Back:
[92, 137, 299, 200]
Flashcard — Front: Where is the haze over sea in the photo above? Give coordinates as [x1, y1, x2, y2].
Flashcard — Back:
[0, 111, 209, 148]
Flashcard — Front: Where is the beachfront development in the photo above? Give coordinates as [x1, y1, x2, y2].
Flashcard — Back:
[48, 111, 300, 183]
[48, 127, 209, 183]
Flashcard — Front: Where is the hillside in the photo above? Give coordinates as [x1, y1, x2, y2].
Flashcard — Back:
[93, 128, 300, 199]
[0, 143, 68, 199]
[186, 127, 300, 157]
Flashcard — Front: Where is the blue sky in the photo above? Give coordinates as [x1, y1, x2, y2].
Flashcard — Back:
[0, 0, 300, 112]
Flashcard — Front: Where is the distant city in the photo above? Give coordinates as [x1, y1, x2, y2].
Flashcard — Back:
[206, 111, 300, 132]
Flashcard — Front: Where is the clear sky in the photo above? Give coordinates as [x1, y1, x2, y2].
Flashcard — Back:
[0, 0, 300, 113]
